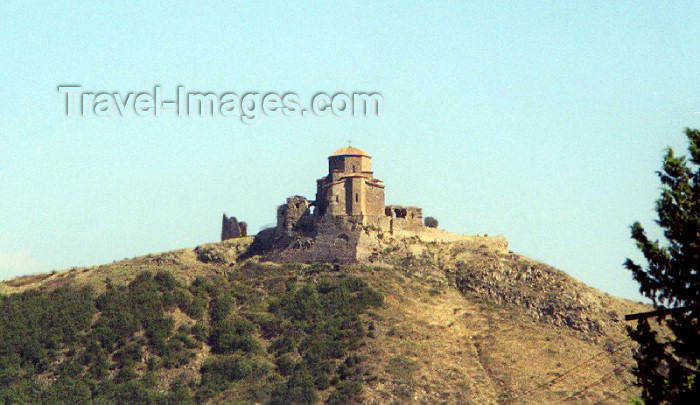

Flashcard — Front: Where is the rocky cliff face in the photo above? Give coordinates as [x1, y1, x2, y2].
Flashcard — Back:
[451, 251, 631, 337]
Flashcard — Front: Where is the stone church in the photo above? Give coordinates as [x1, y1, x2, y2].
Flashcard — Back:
[223, 145, 425, 262]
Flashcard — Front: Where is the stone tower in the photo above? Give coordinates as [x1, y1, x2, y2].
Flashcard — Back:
[315, 145, 386, 224]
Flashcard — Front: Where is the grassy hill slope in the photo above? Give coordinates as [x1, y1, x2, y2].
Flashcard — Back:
[0, 234, 647, 404]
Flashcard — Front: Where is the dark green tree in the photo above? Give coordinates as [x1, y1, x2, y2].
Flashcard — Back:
[624, 128, 700, 403]
[424, 216, 438, 228]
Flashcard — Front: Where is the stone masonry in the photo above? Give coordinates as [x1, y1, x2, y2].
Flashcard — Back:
[240, 145, 428, 263]
[221, 214, 247, 241]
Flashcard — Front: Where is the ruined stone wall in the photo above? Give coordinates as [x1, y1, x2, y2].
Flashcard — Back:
[221, 214, 247, 241]
[276, 196, 313, 233]
[401, 206, 424, 230]
[315, 179, 329, 216]
[361, 214, 391, 231]
[377, 215, 392, 231]
[385, 205, 424, 232]
[307, 215, 363, 262]
[261, 214, 363, 264]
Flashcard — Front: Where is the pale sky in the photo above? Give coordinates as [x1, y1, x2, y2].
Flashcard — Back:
[2, 1, 700, 301]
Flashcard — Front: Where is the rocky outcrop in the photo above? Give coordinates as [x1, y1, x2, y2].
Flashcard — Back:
[445, 248, 644, 338]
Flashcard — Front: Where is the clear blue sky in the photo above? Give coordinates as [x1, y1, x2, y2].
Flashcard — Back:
[2, 1, 699, 302]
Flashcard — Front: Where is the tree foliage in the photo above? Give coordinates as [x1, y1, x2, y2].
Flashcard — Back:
[267, 275, 382, 404]
[424, 216, 438, 228]
[0, 266, 383, 404]
[0, 271, 204, 403]
[625, 128, 700, 403]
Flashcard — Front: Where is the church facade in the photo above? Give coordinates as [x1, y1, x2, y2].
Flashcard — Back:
[314, 145, 423, 231]
[315, 145, 386, 222]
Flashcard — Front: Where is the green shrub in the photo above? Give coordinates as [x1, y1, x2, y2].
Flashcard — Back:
[328, 380, 362, 405]
[0, 359, 21, 388]
[176, 332, 201, 350]
[200, 355, 252, 392]
[209, 288, 233, 324]
[264, 276, 382, 404]
[140, 371, 158, 388]
[1, 379, 43, 404]
[42, 376, 92, 405]
[269, 333, 296, 356]
[277, 284, 322, 322]
[275, 353, 297, 376]
[100, 379, 163, 404]
[162, 339, 194, 368]
[154, 270, 179, 291]
[0, 286, 96, 373]
[335, 362, 351, 380]
[114, 365, 137, 383]
[269, 367, 317, 405]
[114, 343, 142, 367]
[146, 317, 174, 342]
[167, 380, 195, 404]
[209, 318, 259, 354]
[191, 322, 209, 341]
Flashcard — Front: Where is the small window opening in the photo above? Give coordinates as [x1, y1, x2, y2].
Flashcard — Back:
[355, 193, 359, 202]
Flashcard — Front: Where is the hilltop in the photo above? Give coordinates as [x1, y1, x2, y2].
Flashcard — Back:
[0, 230, 647, 404]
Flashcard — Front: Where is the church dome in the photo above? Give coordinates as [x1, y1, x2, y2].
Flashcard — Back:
[330, 145, 370, 157]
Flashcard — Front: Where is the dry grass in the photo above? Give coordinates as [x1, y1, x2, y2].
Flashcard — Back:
[1, 235, 645, 404]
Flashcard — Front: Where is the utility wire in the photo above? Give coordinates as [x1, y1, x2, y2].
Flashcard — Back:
[503, 340, 629, 404]
[559, 371, 615, 402]
[603, 382, 635, 401]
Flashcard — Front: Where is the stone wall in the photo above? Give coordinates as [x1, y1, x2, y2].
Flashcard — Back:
[260, 215, 363, 264]
[348, 177, 363, 215]
[364, 181, 386, 216]
[221, 214, 247, 241]
[276, 196, 314, 234]
[316, 179, 347, 217]
[329, 155, 370, 174]
[385, 205, 424, 231]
